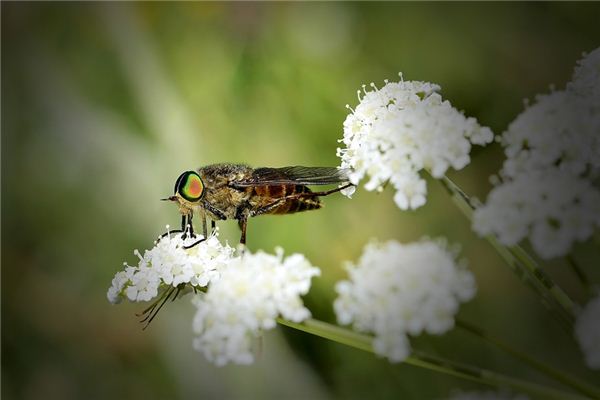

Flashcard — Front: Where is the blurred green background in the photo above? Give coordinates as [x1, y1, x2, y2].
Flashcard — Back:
[2, 3, 599, 400]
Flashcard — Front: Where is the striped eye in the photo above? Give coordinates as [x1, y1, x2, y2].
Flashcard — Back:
[174, 171, 204, 202]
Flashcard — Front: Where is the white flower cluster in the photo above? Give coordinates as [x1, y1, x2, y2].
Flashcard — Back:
[192, 249, 320, 366]
[446, 390, 529, 400]
[474, 48, 600, 259]
[473, 169, 600, 259]
[107, 228, 234, 304]
[334, 239, 476, 362]
[337, 76, 494, 210]
[575, 295, 600, 370]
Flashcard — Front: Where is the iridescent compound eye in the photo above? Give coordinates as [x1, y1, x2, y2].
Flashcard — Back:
[174, 171, 204, 202]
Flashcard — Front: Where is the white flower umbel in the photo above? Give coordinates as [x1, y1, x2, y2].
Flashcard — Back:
[334, 239, 476, 363]
[337, 76, 493, 210]
[192, 248, 320, 366]
[446, 390, 529, 400]
[107, 227, 234, 304]
[575, 295, 600, 370]
[473, 169, 600, 259]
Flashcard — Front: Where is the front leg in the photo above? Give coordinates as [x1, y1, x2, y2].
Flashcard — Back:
[235, 204, 251, 245]
[238, 217, 248, 245]
[202, 201, 227, 221]
[159, 214, 187, 240]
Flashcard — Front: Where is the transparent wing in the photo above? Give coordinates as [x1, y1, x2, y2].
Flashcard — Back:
[231, 166, 350, 187]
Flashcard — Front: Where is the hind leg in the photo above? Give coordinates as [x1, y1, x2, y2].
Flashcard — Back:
[297, 183, 354, 197]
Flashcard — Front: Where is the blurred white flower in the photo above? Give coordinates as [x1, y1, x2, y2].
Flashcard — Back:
[107, 228, 234, 304]
[501, 48, 600, 181]
[501, 90, 600, 179]
[568, 47, 600, 104]
[337, 76, 493, 210]
[473, 169, 600, 259]
[575, 295, 600, 370]
[476, 47, 600, 259]
[192, 248, 320, 366]
[334, 239, 476, 363]
[446, 390, 529, 400]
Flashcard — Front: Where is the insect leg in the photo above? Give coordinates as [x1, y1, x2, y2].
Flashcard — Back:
[250, 198, 286, 217]
[238, 217, 248, 245]
[181, 214, 190, 239]
[211, 220, 216, 234]
[248, 183, 353, 218]
[200, 209, 208, 238]
[187, 214, 196, 238]
[183, 237, 207, 249]
[158, 215, 186, 240]
[202, 201, 227, 221]
[141, 286, 179, 330]
[182, 213, 208, 249]
[296, 183, 355, 198]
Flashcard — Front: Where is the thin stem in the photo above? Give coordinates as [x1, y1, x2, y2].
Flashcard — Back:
[566, 255, 593, 298]
[276, 318, 588, 400]
[437, 174, 577, 331]
[456, 319, 600, 399]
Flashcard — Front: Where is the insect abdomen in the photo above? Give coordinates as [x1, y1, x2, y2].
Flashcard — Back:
[268, 185, 321, 215]
[273, 198, 321, 214]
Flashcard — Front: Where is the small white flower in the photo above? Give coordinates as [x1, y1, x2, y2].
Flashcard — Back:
[575, 295, 600, 370]
[107, 267, 135, 304]
[446, 390, 529, 400]
[473, 168, 600, 259]
[192, 248, 320, 366]
[106, 227, 234, 304]
[337, 76, 493, 210]
[334, 239, 476, 363]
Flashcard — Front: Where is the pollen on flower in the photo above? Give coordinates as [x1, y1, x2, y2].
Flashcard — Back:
[191, 248, 320, 366]
[333, 238, 476, 363]
[106, 226, 234, 304]
[337, 76, 494, 210]
[575, 295, 600, 370]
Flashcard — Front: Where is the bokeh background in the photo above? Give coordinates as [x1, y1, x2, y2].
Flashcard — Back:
[2, 2, 600, 400]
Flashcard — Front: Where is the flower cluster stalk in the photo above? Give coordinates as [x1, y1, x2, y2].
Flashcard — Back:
[566, 255, 593, 299]
[276, 318, 589, 400]
[456, 319, 600, 399]
[437, 174, 577, 332]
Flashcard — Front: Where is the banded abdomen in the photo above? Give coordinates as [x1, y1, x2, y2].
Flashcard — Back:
[252, 184, 321, 215]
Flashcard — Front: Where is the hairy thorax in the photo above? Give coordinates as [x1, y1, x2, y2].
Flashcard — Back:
[198, 164, 253, 220]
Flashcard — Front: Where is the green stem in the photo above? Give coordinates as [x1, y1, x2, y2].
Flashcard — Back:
[437, 174, 577, 331]
[277, 318, 589, 400]
[456, 319, 600, 399]
[566, 255, 593, 299]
